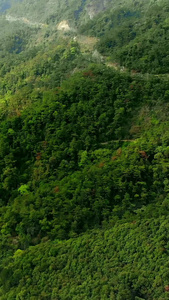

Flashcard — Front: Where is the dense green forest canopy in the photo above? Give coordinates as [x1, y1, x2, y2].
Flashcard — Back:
[0, 0, 169, 299]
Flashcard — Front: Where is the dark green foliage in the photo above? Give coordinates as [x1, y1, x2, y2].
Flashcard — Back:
[0, 63, 169, 298]
[1, 0, 169, 298]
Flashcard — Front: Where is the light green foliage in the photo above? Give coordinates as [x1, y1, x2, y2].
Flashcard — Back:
[78, 150, 88, 167]
[18, 184, 29, 195]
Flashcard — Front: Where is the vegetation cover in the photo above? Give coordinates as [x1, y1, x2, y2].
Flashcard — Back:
[81, 0, 169, 74]
[0, 0, 169, 299]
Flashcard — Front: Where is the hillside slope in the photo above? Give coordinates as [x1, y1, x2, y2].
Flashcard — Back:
[0, 0, 169, 299]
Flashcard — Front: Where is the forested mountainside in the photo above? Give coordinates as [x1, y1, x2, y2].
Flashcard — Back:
[1, 0, 169, 299]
